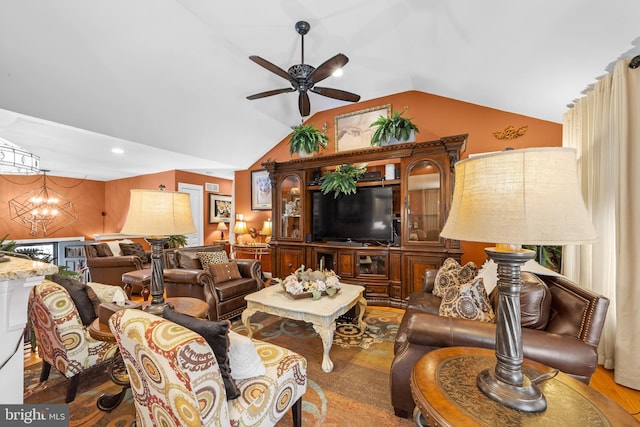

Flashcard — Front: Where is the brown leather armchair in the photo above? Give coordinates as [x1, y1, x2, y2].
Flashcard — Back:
[86, 243, 150, 295]
[390, 269, 609, 418]
[162, 245, 264, 321]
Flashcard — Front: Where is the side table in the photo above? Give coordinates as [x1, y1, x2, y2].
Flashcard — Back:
[89, 297, 209, 411]
[411, 347, 637, 427]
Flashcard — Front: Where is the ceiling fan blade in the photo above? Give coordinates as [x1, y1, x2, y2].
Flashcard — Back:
[299, 91, 310, 117]
[311, 86, 361, 102]
[309, 53, 349, 84]
[249, 55, 293, 81]
[247, 87, 296, 100]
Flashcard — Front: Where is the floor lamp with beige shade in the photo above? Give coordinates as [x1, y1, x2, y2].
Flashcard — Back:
[440, 147, 596, 412]
[120, 188, 196, 315]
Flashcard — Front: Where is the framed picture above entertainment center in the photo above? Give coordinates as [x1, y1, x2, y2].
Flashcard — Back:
[334, 104, 390, 153]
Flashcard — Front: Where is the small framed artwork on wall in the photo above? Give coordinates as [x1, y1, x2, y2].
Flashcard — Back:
[209, 194, 232, 223]
[251, 170, 272, 211]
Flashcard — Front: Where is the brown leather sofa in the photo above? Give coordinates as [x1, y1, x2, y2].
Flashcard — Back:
[162, 245, 264, 321]
[86, 243, 150, 295]
[390, 269, 610, 418]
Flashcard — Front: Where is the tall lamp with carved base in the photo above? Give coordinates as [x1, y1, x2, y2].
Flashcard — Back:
[441, 147, 596, 412]
[120, 189, 196, 315]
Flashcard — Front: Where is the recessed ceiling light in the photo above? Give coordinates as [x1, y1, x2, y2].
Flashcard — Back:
[332, 68, 343, 77]
[111, 148, 124, 154]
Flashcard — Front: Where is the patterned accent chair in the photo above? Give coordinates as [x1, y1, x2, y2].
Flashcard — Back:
[109, 309, 307, 427]
[28, 280, 122, 402]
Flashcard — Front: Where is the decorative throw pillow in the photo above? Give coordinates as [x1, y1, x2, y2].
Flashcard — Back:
[439, 276, 495, 323]
[51, 274, 98, 326]
[197, 251, 229, 273]
[162, 307, 240, 400]
[433, 258, 478, 298]
[94, 243, 114, 258]
[119, 242, 149, 263]
[209, 261, 242, 284]
[489, 272, 552, 330]
[227, 330, 266, 380]
[85, 286, 101, 316]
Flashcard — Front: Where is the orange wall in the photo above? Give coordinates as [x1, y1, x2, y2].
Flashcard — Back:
[0, 174, 106, 241]
[1, 171, 232, 245]
[234, 90, 562, 267]
[104, 170, 233, 245]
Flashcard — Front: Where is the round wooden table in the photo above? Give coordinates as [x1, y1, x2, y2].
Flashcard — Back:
[89, 296, 209, 341]
[411, 347, 638, 427]
[89, 296, 209, 412]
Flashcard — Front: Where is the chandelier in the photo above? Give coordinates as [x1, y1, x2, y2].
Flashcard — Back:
[0, 137, 40, 174]
[8, 172, 78, 236]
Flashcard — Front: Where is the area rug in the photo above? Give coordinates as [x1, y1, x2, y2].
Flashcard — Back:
[24, 307, 414, 427]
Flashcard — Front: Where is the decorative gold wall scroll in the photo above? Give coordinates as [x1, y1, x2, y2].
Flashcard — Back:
[493, 125, 528, 140]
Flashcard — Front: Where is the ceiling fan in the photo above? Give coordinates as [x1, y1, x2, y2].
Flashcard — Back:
[247, 20, 361, 117]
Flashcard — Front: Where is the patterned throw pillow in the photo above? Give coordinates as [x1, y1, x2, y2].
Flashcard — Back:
[433, 258, 478, 298]
[197, 251, 229, 273]
[439, 276, 495, 323]
[119, 242, 149, 263]
[209, 261, 242, 284]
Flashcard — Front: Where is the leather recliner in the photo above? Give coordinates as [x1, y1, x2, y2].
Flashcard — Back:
[162, 245, 265, 321]
[390, 269, 610, 418]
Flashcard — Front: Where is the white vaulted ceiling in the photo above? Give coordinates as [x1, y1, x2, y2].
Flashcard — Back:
[0, 0, 638, 180]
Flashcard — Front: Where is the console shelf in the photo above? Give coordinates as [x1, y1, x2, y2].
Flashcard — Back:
[263, 135, 467, 306]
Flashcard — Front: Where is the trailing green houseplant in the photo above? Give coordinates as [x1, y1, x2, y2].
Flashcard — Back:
[289, 124, 328, 156]
[370, 109, 420, 146]
[319, 163, 367, 198]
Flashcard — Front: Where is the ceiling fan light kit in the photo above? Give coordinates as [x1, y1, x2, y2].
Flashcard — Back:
[247, 21, 361, 117]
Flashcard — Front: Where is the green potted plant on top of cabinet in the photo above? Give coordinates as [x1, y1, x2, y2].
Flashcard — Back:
[319, 163, 367, 198]
[289, 124, 328, 156]
[370, 109, 420, 146]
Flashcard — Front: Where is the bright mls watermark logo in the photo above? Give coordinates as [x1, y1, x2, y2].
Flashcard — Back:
[1, 404, 68, 426]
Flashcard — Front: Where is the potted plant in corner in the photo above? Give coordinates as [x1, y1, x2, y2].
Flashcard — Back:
[319, 163, 367, 198]
[370, 109, 420, 146]
[167, 235, 188, 248]
[289, 124, 329, 157]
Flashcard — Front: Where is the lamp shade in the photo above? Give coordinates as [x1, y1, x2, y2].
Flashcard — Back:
[120, 189, 196, 236]
[233, 220, 249, 235]
[260, 219, 272, 235]
[216, 221, 228, 231]
[441, 147, 596, 245]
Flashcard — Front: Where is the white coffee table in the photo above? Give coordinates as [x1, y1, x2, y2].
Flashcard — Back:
[242, 282, 367, 373]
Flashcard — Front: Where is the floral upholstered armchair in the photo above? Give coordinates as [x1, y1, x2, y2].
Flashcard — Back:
[109, 309, 307, 427]
[28, 279, 125, 402]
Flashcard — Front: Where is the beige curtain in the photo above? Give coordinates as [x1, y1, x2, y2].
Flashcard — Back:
[562, 57, 640, 390]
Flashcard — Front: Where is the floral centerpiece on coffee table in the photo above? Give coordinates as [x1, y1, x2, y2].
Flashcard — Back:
[275, 265, 341, 300]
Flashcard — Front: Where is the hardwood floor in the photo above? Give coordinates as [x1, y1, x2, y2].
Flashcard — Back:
[590, 365, 640, 422]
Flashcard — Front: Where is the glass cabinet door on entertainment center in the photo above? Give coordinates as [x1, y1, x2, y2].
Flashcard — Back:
[406, 160, 441, 243]
[279, 174, 303, 240]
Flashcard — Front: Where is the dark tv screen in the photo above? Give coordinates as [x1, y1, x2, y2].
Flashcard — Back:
[312, 187, 393, 242]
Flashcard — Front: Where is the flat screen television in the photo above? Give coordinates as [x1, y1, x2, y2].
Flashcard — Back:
[312, 186, 394, 242]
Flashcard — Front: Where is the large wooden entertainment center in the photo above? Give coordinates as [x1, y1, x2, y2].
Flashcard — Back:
[264, 134, 467, 307]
